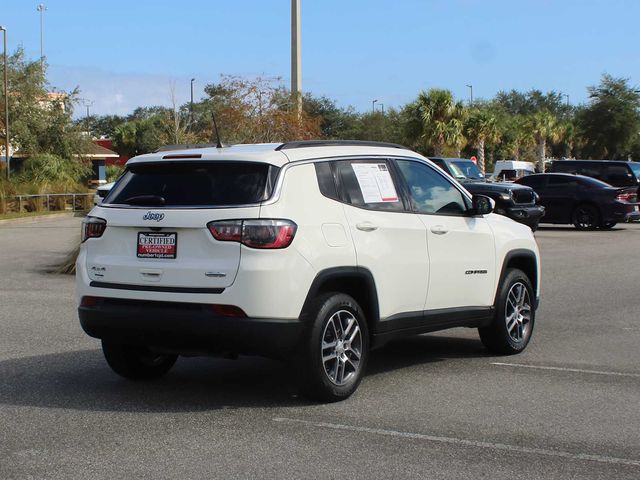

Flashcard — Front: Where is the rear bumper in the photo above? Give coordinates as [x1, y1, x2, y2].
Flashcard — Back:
[78, 298, 304, 358]
[610, 204, 640, 222]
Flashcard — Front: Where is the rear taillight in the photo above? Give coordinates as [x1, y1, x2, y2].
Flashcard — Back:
[81, 216, 107, 242]
[207, 220, 243, 242]
[207, 219, 297, 249]
[616, 192, 637, 203]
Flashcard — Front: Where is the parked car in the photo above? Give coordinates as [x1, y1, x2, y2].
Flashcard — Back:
[93, 182, 115, 206]
[490, 160, 536, 182]
[431, 157, 545, 231]
[515, 173, 640, 229]
[548, 160, 640, 190]
[77, 141, 541, 402]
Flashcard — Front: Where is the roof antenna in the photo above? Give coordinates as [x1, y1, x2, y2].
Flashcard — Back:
[211, 111, 224, 148]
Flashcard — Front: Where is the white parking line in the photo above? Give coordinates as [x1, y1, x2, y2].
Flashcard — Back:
[273, 417, 640, 467]
[491, 362, 640, 378]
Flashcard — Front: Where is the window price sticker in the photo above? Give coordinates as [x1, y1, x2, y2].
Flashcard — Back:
[351, 163, 399, 203]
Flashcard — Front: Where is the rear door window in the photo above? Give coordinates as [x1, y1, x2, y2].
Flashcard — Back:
[106, 162, 278, 207]
[334, 160, 405, 212]
[605, 165, 634, 186]
[547, 176, 577, 189]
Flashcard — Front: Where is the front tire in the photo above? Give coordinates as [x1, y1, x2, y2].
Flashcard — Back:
[295, 293, 369, 402]
[479, 268, 535, 355]
[102, 341, 177, 380]
[601, 222, 616, 229]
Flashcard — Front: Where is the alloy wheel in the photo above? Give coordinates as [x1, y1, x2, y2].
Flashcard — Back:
[321, 310, 363, 386]
[505, 282, 532, 343]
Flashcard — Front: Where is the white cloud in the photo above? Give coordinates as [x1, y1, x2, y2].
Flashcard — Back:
[48, 64, 203, 118]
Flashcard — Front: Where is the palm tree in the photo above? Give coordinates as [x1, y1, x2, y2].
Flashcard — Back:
[464, 109, 500, 174]
[415, 89, 466, 156]
[527, 111, 560, 171]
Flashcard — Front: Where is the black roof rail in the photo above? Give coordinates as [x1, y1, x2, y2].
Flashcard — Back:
[276, 140, 407, 151]
[155, 143, 223, 152]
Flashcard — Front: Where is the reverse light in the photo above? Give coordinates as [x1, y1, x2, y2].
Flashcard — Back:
[207, 219, 297, 249]
[82, 216, 107, 242]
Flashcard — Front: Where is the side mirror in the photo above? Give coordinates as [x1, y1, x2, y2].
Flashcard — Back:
[469, 194, 494, 216]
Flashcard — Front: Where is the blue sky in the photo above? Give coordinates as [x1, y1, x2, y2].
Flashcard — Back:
[3, 0, 640, 117]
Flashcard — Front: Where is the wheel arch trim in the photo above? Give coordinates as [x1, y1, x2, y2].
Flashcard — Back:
[495, 249, 539, 308]
[299, 266, 380, 327]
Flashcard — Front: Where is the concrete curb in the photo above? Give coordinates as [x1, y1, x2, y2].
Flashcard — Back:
[0, 212, 81, 225]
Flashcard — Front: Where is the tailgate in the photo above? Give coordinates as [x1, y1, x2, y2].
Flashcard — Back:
[85, 206, 260, 289]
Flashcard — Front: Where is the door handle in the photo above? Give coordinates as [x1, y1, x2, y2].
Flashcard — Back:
[430, 225, 448, 235]
[356, 222, 378, 232]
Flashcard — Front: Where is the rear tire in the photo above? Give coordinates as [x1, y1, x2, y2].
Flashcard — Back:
[479, 268, 535, 355]
[294, 293, 369, 402]
[572, 204, 600, 230]
[102, 341, 177, 380]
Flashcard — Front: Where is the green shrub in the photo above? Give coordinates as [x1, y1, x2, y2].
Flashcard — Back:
[106, 164, 125, 182]
[17, 154, 92, 193]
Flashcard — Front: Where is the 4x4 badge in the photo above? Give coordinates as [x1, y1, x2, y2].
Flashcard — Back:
[143, 212, 164, 222]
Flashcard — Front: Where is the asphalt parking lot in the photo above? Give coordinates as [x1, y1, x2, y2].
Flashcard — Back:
[1, 215, 639, 479]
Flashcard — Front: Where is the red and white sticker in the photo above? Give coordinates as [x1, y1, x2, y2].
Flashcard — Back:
[351, 163, 399, 203]
[137, 232, 177, 259]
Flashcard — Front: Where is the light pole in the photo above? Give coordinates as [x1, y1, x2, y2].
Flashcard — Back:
[37, 4, 47, 71]
[372, 99, 377, 113]
[1, 26, 8, 179]
[291, 0, 302, 116]
[466, 84, 473, 105]
[378, 103, 384, 115]
[190, 78, 195, 126]
[561, 93, 570, 106]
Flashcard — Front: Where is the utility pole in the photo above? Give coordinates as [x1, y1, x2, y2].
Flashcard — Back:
[37, 4, 47, 71]
[291, 0, 302, 116]
[466, 84, 473, 106]
[1, 26, 8, 179]
[190, 78, 195, 128]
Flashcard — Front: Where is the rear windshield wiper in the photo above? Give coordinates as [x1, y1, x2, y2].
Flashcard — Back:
[122, 195, 166, 205]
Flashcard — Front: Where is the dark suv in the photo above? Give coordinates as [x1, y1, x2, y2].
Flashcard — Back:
[431, 158, 545, 231]
[548, 160, 640, 190]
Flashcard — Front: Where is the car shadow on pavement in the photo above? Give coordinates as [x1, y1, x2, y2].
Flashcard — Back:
[0, 335, 488, 412]
[537, 225, 624, 232]
[367, 334, 489, 377]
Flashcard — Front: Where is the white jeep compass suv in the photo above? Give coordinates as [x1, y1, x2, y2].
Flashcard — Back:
[76, 140, 541, 402]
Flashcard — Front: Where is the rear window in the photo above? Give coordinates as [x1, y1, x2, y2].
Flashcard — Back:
[105, 162, 279, 207]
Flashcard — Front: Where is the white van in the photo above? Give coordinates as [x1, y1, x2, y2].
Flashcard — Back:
[491, 161, 536, 182]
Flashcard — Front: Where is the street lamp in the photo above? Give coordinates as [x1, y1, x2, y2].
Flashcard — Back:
[378, 103, 384, 115]
[190, 78, 195, 126]
[0, 26, 8, 179]
[37, 4, 47, 70]
[466, 84, 473, 105]
[561, 93, 570, 106]
[372, 99, 378, 113]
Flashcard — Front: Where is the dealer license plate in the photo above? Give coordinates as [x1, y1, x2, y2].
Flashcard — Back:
[137, 232, 177, 259]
